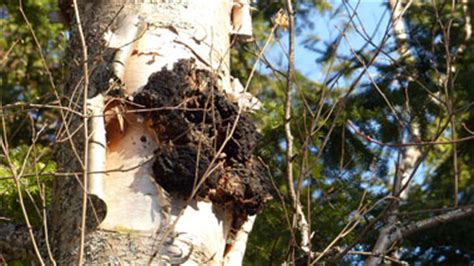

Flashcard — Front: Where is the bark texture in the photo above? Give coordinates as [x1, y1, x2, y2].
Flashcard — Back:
[50, 0, 266, 265]
[0, 223, 36, 262]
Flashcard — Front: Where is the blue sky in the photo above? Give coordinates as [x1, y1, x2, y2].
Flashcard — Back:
[296, 1, 390, 80]
[261, 1, 391, 84]
[259, 1, 427, 188]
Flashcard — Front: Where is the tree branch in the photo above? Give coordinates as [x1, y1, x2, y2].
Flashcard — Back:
[401, 205, 474, 238]
[366, 205, 474, 265]
[0, 223, 36, 262]
[284, 0, 311, 256]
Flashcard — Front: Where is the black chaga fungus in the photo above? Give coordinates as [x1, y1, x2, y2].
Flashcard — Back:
[209, 159, 272, 216]
[219, 115, 259, 163]
[153, 143, 219, 198]
[133, 59, 272, 216]
[133, 59, 195, 108]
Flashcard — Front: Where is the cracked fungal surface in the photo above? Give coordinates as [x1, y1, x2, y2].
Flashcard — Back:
[133, 59, 272, 216]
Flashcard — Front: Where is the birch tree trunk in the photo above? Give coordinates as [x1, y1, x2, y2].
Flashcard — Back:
[51, 0, 269, 264]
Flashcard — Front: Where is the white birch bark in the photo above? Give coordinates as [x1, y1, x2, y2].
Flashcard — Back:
[388, 0, 413, 58]
[51, 0, 259, 264]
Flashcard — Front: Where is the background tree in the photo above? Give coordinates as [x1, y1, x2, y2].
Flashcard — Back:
[242, 1, 474, 264]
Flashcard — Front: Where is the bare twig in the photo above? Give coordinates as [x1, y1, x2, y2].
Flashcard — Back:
[0, 39, 19, 67]
[0, 107, 45, 265]
[348, 250, 408, 265]
[70, 0, 90, 264]
[347, 120, 474, 147]
[283, 0, 311, 257]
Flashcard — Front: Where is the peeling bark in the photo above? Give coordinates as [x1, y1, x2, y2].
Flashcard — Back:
[87, 94, 106, 198]
[223, 215, 256, 265]
[50, 0, 265, 264]
[231, 0, 253, 41]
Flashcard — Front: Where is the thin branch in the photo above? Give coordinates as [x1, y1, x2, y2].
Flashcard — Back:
[284, 0, 311, 257]
[347, 119, 474, 147]
[70, 0, 89, 264]
[0, 109, 45, 265]
[348, 250, 408, 265]
[285, 0, 297, 219]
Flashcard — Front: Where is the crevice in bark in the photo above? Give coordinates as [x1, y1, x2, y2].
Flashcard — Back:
[132, 59, 272, 219]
